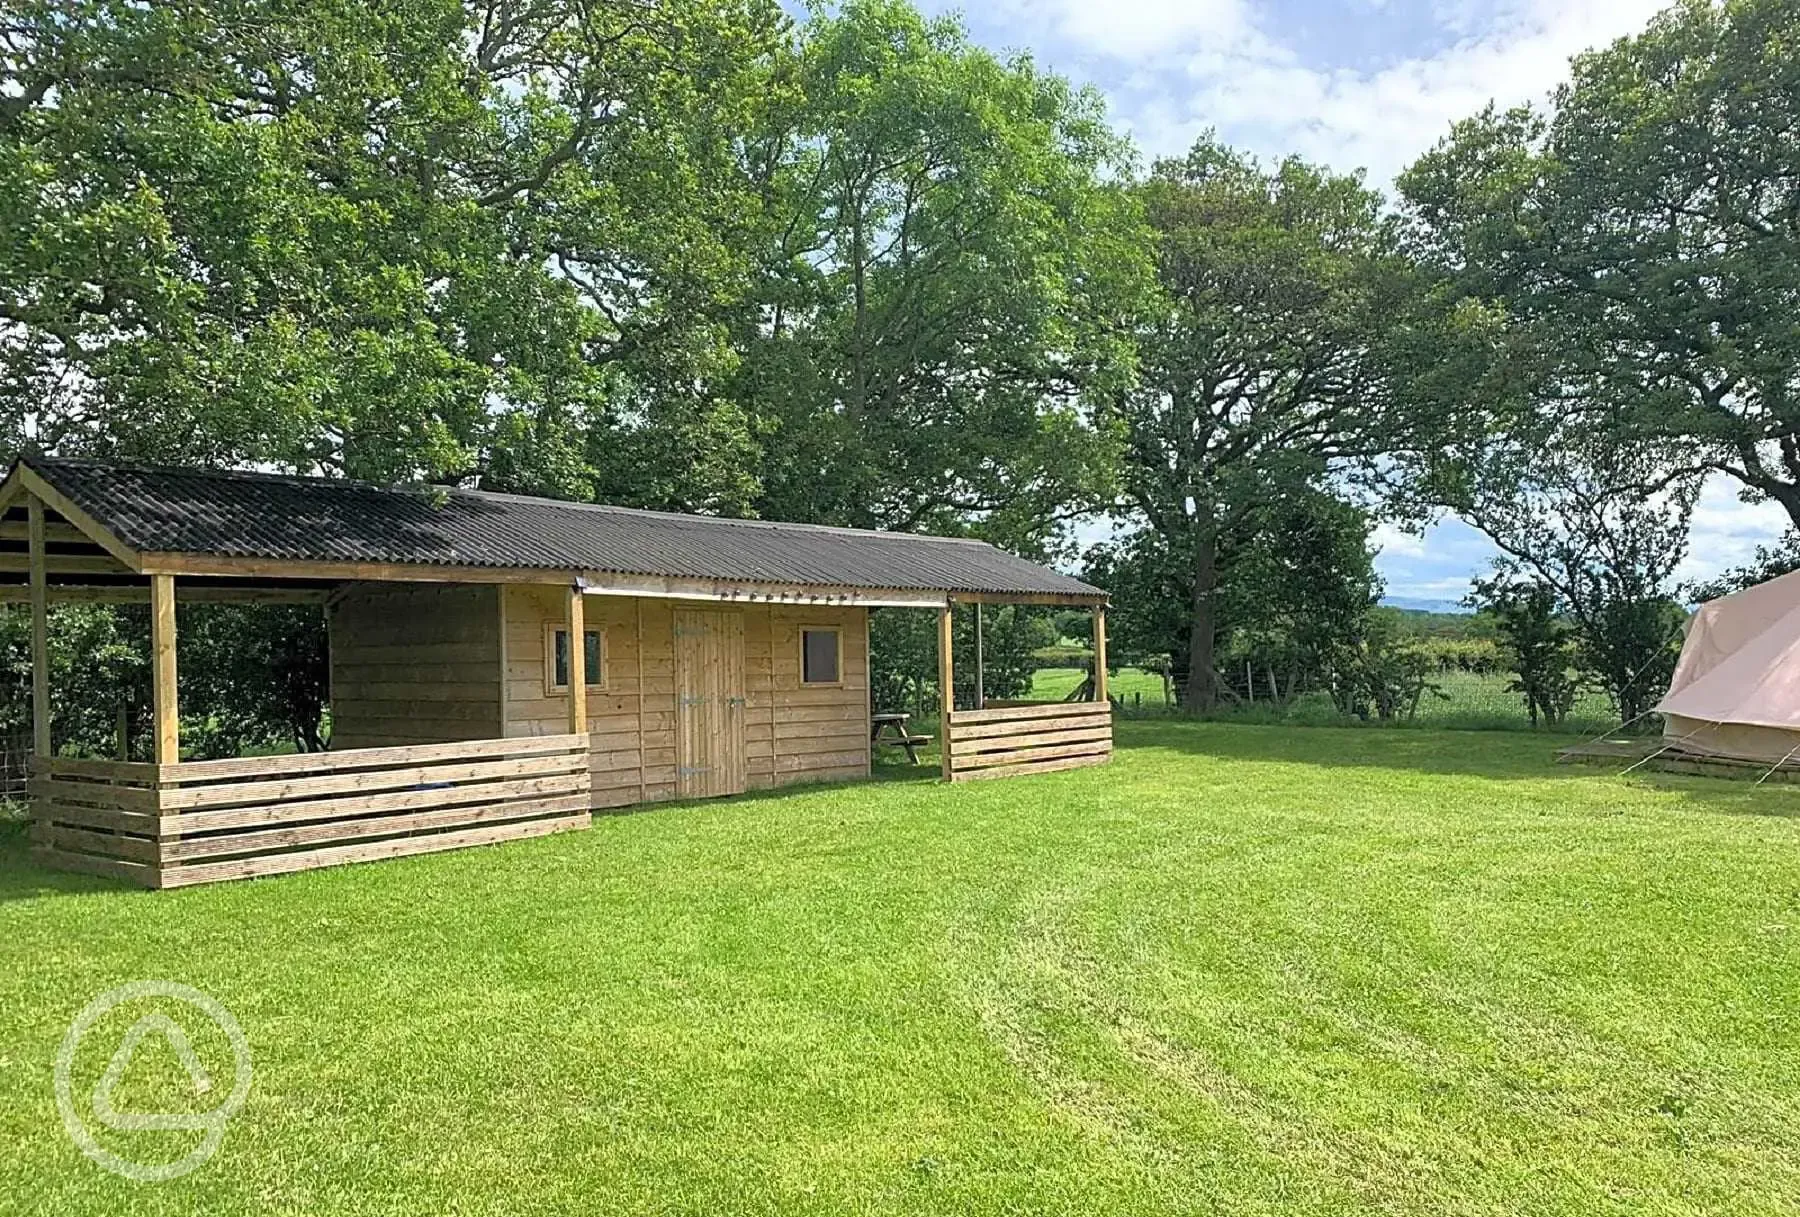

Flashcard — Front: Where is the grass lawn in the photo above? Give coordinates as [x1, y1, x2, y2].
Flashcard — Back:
[4, 722, 1799, 1215]
[1032, 666, 1622, 733]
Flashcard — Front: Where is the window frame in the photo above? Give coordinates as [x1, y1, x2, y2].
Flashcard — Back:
[544, 623, 605, 695]
[799, 626, 844, 687]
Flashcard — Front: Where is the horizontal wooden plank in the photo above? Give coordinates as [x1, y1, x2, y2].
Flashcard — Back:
[28, 777, 161, 813]
[0, 552, 131, 575]
[951, 738, 1112, 772]
[951, 752, 1109, 782]
[165, 772, 590, 835]
[161, 752, 587, 811]
[161, 735, 586, 783]
[0, 519, 90, 543]
[34, 801, 162, 835]
[948, 702, 1112, 727]
[161, 794, 593, 862]
[34, 756, 159, 783]
[331, 641, 498, 664]
[331, 680, 501, 702]
[157, 813, 590, 887]
[773, 722, 868, 746]
[949, 724, 1115, 754]
[31, 845, 159, 887]
[32, 821, 160, 864]
[772, 748, 868, 773]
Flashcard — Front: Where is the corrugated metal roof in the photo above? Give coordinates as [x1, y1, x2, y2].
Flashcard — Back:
[21, 459, 1104, 601]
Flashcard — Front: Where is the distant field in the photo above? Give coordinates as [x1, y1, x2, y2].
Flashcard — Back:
[1032, 668, 1623, 734]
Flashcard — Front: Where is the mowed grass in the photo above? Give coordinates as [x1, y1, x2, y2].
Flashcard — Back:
[3, 722, 1799, 1215]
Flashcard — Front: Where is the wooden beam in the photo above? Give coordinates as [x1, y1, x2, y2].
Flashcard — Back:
[973, 602, 985, 710]
[0, 584, 332, 605]
[28, 497, 49, 759]
[947, 591, 1108, 607]
[1093, 607, 1108, 703]
[0, 519, 88, 544]
[566, 584, 587, 737]
[581, 570, 948, 609]
[8, 466, 143, 569]
[938, 604, 954, 781]
[137, 552, 568, 585]
[150, 574, 178, 765]
[0, 553, 132, 576]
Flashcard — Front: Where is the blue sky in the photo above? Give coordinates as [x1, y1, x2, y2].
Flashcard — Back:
[901, 0, 1793, 605]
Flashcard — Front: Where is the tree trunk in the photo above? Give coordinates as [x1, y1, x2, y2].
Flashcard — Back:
[1181, 526, 1219, 712]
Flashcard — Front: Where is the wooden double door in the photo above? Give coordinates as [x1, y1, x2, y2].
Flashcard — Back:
[673, 609, 747, 799]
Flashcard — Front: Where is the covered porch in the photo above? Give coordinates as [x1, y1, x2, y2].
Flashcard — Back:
[931, 597, 1113, 782]
[2, 456, 1112, 888]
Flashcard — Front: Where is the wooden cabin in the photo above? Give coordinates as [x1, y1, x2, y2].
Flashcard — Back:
[0, 458, 1111, 888]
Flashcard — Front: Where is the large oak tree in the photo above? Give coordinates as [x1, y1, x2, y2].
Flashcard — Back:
[1105, 138, 1410, 709]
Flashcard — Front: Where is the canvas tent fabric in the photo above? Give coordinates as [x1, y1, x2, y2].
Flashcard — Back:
[1657, 567, 1800, 762]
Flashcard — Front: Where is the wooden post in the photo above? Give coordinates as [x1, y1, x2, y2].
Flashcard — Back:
[937, 603, 954, 781]
[636, 597, 647, 804]
[973, 602, 984, 710]
[150, 573, 179, 765]
[566, 585, 588, 737]
[1093, 606, 1108, 703]
[27, 497, 49, 760]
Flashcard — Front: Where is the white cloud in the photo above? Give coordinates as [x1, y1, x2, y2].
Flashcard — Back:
[1370, 520, 1426, 559]
[1673, 476, 1791, 588]
[1048, 0, 1669, 185]
[1045, 0, 1259, 60]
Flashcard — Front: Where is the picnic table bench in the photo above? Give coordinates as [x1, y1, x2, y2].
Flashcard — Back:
[871, 712, 932, 764]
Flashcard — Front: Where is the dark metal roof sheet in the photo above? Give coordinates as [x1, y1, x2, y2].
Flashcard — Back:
[21, 459, 1104, 601]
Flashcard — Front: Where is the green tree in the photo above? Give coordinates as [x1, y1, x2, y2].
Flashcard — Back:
[1469, 578, 1580, 728]
[1105, 136, 1412, 708]
[1088, 483, 1380, 707]
[1448, 437, 1692, 726]
[1399, 0, 1800, 526]
[734, 0, 1150, 547]
[180, 606, 330, 756]
[0, 0, 783, 503]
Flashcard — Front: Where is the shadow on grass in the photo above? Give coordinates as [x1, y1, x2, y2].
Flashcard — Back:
[0, 820, 130, 903]
[1114, 719, 1800, 821]
[1114, 718, 1592, 781]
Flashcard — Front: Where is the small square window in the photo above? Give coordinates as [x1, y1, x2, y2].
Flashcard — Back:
[801, 628, 841, 685]
[547, 626, 602, 693]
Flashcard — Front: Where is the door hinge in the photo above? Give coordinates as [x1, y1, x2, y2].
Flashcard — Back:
[680, 694, 707, 707]
[678, 764, 713, 777]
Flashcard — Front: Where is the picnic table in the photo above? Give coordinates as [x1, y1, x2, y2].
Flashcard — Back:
[871, 712, 932, 764]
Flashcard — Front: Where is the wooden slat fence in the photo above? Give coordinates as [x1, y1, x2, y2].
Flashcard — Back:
[944, 701, 1112, 781]
[29, 734, 591, 888]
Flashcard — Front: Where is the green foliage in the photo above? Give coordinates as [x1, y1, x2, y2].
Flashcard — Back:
[1398, 0, 1800, 527]
[735, 0, 1150, 547]
[1089, 482, 1382, 707]
[1322, 613, 1445, 723]
[0, 605, 148, 758]
[0, 603, 327, 760]
[1470, 579, 1580, 728]
[1103, 136, 1415, 708]
[869, 605, 1058, 716]
[180, 606, 330, 757]
[0, 0, 786, 503]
